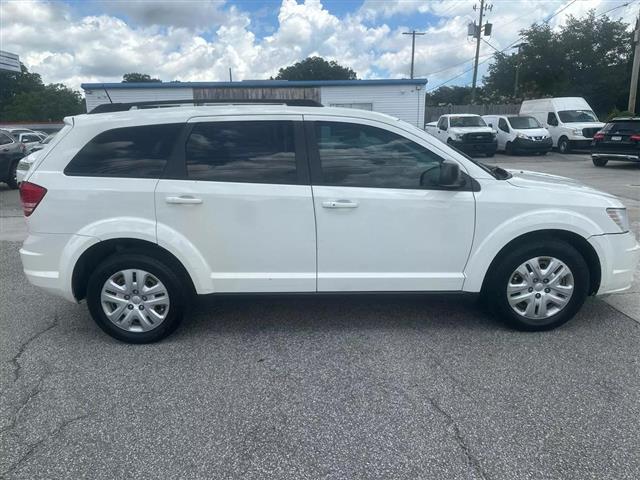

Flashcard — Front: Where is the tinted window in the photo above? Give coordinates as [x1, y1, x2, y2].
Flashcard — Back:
[603, 120, 640, 134]
[65, 124, 181, 178]
[0, 133, 13, 145]
[547, 112, 558, 126]
[185, 121, 297, 184]
[314, 121, 448, 189]
[498, 118, 509, 132]
[508, 116, 541, 129]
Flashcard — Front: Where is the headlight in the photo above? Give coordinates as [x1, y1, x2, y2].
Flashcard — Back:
[606, 208, 630, 233]
[572, 128, 582, 136]
[515, 132, 527, 139]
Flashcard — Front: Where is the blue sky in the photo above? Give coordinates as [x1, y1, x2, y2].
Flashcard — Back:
[1, 0, 637, 91]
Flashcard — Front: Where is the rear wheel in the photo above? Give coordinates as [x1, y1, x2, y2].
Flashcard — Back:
[505, 142, 514, 155]
[557, 137, 571, 154]
[87, 254, 187, 343]
[484, 240, 589, 331]
[592, 158, 608, 167]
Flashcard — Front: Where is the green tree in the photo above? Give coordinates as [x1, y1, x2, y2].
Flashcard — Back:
[2, 83, 84, 121]
[425, 86, 477, 105]
[122, 72, 161, 83]
[483, 11, 635, 116]
[0, 63, 45, 109]
[274, 56, 357, 81]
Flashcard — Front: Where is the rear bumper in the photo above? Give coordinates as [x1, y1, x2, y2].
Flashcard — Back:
[450, 140, 497, 155]
[592, 152, 640, 162]
[589, 231, 640, 295]
[20, 232, 99, 302]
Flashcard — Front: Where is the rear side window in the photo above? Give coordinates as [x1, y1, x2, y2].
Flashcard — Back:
[65, 124, 181, 178]
[185, 121, 297, 184]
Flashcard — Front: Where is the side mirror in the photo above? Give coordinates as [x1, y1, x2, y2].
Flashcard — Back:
[438, 161, 465, 188]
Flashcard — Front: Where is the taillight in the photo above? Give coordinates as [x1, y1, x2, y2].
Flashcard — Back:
[593, 132, 605, 140]
[19, 182, 47, 217]
[630, 134, 640, 142]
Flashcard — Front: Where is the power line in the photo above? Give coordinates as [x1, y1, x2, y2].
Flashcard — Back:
[543, 0, 577, 24]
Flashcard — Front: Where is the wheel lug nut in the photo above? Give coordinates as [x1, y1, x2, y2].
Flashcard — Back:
[124, 295, 130, 300]
[535, 293, 541, 298]
[142, 296, 147, 301]
[543, 279, 548, 284]
[528, 287, 533, 292]
[139, 305, 144, 310]
[545, 288, 550, 293]
[133, 290, 138, 294]
[127, 304, 134, 310]
[533, 278, 539, 283]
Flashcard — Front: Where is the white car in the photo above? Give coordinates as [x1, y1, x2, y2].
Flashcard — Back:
[15, 150, 42, 185]
[520, 97, 605, 153]
[482, 115, 552, 155]
[19, 103, 639, 343]
[425, 114, 497, 157]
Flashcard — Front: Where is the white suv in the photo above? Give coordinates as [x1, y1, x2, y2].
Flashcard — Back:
[19, 103, 640, 343]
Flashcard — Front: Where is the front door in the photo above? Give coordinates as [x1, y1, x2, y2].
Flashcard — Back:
[305, 117, 476, 292]
[155, 115, 317, 293]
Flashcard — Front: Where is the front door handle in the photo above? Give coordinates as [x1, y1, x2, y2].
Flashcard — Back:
[165, 195, 203, 205]
[322, 200, 359, 209]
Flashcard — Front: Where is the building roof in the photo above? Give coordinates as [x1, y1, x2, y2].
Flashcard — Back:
[81, 78, 428, 90]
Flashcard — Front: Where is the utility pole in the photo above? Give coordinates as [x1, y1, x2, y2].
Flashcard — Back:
[402, 30, 425, 79]
[229, 68, 233, 82]
[470, 0, 492, 103]
[629, 14, 640, 113]
[513, 43, 526, 98]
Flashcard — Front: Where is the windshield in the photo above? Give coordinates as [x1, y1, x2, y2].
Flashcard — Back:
[508, 116, 541, 129]
[450, 116, 486, 128]
[557, 110, 598, 123]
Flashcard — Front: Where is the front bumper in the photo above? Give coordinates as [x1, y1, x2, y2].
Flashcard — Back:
[513, 137, 553, 152]
[449, 139, 497, 156]
[567, 139, 593, 150]
[589, 231, 640, 295]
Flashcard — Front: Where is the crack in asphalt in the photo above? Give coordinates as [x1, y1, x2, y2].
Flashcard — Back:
[8, 316, 58, 385]
[2, 412, 92, 478]
[427, 397, 489, 480]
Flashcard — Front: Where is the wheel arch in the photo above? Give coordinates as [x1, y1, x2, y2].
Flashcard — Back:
[72, 238, 197, 301]
[479, 229, 601, 296]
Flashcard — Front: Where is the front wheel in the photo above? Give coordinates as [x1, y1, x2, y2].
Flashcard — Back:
[592, 158, 608, 167]
[484, 240, 589, 331]
[557, 137, 571, 154]
[505, 142, 514, 155]
[87, 254, 187, 343]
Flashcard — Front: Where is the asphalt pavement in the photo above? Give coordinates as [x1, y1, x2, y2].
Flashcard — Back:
[1, 152, 639, 479]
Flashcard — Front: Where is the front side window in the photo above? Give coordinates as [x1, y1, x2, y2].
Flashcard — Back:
[314, 121, 448, 189]
[65, 124, 181, 178]
[185, 121, 297, 184]
[21, 134, 41, 143]
[498, 118, 509, 132]
[547, 112, 558, 126]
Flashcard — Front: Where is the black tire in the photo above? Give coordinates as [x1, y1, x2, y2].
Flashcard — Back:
[592, 158, 608, 167]
[505, 142, 514, 155]
[87, 253, 187, 343]
[484, 239, 589, 331]
[6, 161, 18, 189]
[557, 137, 570, 154]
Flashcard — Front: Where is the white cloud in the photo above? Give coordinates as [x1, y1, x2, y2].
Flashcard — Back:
[0, 0, 636, 93]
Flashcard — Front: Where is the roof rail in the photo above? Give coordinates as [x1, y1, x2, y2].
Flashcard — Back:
[88, 98, 323, 114]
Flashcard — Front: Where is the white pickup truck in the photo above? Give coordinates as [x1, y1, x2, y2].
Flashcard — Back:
[425, 114, 497, 157]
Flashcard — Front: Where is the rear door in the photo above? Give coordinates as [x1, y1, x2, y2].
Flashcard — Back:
[305, 116, 476, 292]
[155, 115, 317, 293]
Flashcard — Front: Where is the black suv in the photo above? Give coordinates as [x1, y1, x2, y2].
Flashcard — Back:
[591, 117, 640, 167]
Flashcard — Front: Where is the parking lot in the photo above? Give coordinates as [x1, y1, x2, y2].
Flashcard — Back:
[1, 151, 639, 479]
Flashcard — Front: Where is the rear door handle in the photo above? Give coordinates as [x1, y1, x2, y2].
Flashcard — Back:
[322, 200, 359, 209]
[165, 195, 203, 205]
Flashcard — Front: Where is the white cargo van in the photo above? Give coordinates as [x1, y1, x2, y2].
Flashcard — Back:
[482, 115, 552, 155]
[519, 97, 604, 153]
